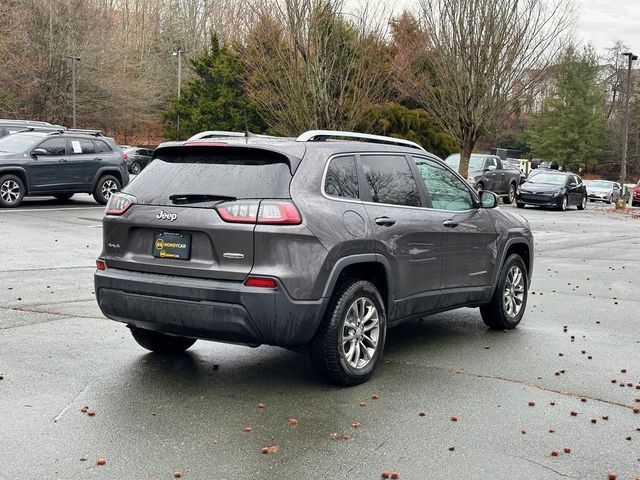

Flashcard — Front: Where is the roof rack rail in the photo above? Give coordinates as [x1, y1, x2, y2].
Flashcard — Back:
[296, 130, 426, 152]
[14, 126, 66, 134]
[187, 130, 279, 141]
[65, 128, 103, 136]
[0, 119, 53, 126]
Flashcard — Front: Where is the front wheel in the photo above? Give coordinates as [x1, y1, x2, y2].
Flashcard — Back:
[559, 195, 568, 211]
[93, 175, 121, 205]
[0, 174, 25, 208]
[480, 254, 528, 330]
[309, 279, 386, 386]
[129, 326, 196, 354]
[577, 194, 586, 210]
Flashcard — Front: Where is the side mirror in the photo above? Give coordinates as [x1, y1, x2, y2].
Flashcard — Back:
[32, 148, 47, 156]
[479, 190, 498, 209]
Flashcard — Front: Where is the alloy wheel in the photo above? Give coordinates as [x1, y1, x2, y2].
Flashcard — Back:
[0, 180, 21, 204]
[101, 180, 118, 199]
[341, 297, 380, 369]
[503, 265, 525, 318]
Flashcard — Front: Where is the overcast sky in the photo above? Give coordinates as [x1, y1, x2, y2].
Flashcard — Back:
[385, 0, 640, 57]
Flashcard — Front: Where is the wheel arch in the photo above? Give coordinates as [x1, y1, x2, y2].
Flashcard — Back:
[490, 238, 533, 297]
[0, 167, 30, 195]
[92, 168, 123, 191]
[321, 254, 394, 317]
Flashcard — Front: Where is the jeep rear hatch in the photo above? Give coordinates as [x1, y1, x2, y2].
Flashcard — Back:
[102, 145, 300, 281]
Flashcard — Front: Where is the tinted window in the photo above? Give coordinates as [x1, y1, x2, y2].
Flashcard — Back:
[95, 140, 112, 153]
[69, 138, 95, 155]
[324, 156, 359, 199]
[38, 138, 66, 156]
[412, 157, 475, 211]
[361, 155, 420, 207]
[125, 147, 293, 205]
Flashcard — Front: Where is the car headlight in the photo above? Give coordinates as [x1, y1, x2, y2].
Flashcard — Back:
[553, 190, 563, 197]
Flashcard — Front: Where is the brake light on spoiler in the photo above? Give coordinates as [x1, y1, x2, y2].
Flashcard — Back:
[216, 201, 301, 225]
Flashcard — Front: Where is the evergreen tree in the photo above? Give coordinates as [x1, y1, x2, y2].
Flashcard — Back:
[163, 34, 267, 140]
[527, 47, 607, 171]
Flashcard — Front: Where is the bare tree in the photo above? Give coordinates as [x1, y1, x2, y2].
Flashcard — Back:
[413, 0, 574, 177]
[239, 0, 391, 135]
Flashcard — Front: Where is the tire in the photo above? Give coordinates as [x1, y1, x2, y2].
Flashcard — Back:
[476, 183, 484, 192]
[577, 194, 586, 210]
[633, 202, 639, 207]
[516, 202, 525, 209]
[606, 195, 612, 204]
[309, 279, 386, 386]
[129, 326, 196, 354]
[93, 175, 121, 205]
[129, 161, 141, 175]
[54, 193, 74, 201]
[504, 183, 516, 204]
[0, 174, 25, 208]
[480, 254, 528, 330]
[559, 195, 568, 211]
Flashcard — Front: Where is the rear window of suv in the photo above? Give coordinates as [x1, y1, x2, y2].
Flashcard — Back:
[126, 146, 293, 204]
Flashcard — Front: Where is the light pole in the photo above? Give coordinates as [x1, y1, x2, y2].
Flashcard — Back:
[66, 55, 80, 128]
[172, 50, 187, 136]
[621, 52, 637, 200]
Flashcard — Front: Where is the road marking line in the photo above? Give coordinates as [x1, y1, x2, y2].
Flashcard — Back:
[0, 206, 104, 213]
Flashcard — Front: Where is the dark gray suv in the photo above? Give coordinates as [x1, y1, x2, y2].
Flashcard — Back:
[0, 130, 129, 207]
[95, 131, 533, 385]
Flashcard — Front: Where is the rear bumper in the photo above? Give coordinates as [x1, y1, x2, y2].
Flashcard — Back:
[94, 268, 327, 347]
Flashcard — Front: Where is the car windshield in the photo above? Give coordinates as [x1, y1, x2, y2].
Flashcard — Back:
[585, 180, 612, 188]
[0, 132, 46, 153]
[444, 154, 487, 171]
[528, 173, 566, 185]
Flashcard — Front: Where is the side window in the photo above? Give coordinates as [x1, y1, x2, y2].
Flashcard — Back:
[95, 140, 112, 153]
[360, 155, 421, 207]
[69, 138, 95, 155]
[324, 156, 359, 199]
[487, 157, 498, 168]
[412, 157, 475, 211]
[37, 138, 66, 156]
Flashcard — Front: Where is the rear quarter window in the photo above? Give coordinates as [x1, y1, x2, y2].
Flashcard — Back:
[125, 146, 294, 204]
[324, 156, 359, 199]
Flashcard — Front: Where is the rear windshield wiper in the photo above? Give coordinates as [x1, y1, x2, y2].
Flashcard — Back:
[169, 194, 237, 204]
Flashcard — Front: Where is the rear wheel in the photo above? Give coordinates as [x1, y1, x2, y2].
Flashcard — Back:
[480, 254, 528, 330]
[504, 183, 516, 204]
[309, 279, 386, 386]
[577, 194, 586, 210]
[54, 193, 74, 201]
[129, 161, 141, 175]
[93, 175, 121, 205]
[129, 326, 196, 354]
[0, 174, 25, 208]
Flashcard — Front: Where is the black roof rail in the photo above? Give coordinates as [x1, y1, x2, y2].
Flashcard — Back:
[65, 128, 103, 136]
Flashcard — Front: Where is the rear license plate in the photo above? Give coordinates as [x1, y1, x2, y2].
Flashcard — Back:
[153, 232, 191, 260]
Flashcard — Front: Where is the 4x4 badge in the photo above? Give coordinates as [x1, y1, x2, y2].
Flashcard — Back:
[157, 210, 177, 222]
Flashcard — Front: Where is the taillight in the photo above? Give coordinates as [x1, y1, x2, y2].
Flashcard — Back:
[216, 201, 301, 225]
[96, 259, 106, 271]
[122, 152, 128, 160]
[244, 277, 277, 288]
[105, 192, 136, 215]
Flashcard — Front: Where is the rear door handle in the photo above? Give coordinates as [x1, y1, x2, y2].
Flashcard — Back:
[375, 217, 396, 226]
[94, 157, 103, 161]
[443, 219, 458, 228]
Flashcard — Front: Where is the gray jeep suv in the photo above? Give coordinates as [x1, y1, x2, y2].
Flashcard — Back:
[0, 130, 129, 207]
[95, 130, 533, 385]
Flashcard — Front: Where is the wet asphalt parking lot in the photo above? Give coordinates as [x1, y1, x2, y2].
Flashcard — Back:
[1, 195, 640, 480]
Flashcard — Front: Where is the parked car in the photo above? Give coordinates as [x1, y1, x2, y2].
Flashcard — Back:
[537, 161, 560, 170]
[632, 181, 640, 207]
[121, 147, 154, 174]
[0, 130, 129, 207]
[95, 130, 533, 386]
[583, 179, 622, 204]
[444, 153, 522, 204]
[0, 119, 65, 138]
[516, 171, 587, 211]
